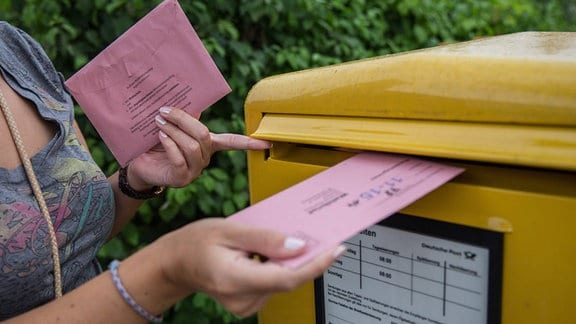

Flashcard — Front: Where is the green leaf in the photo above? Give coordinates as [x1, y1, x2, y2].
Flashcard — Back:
[232, 192, 249, 210]
[232, 173, 247, 192]
[97, 237, 127, 260]
[222, 200, 236, 216]
[121, 222, 139, 247]
[209, 168, 228, 181]
[201, 175, 216, 192]
[105, 0, 126, 13]
[137, 201, 153, 224]
[159, 201, 179, 223]
[174, 188, 191, 205]
[197, 194, 216, 214]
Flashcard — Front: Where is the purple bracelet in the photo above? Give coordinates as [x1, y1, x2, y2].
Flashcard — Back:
[109, 260, 163, 323]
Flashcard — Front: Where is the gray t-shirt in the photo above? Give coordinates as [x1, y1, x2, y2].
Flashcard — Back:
[0, 22, 115, 319]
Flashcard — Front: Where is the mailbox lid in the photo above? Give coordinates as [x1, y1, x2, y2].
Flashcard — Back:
[245, 32, 576, 171]
[246, 32, 576, 126]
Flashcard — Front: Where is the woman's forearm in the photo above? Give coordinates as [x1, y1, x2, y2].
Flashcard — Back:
[106, 170, 151, 240]
[4, 218, 341, 322]
[5, 240, 187, 323]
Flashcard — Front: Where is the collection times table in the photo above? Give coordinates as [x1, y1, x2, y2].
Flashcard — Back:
[320, 217, 493, 324]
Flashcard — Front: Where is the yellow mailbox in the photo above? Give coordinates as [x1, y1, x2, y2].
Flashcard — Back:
[244, 32, 576, 324]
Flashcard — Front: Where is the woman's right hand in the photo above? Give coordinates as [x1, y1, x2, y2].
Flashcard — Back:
[157, 218, 344, 317]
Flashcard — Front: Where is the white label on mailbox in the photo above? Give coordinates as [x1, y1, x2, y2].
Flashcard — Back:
[322, 223, 490, 324]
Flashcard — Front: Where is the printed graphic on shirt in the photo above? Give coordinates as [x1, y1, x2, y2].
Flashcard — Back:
[35, 85, 66, 112]
[0, 157, 113, 279]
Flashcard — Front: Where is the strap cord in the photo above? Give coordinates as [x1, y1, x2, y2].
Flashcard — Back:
[0, 88, 63, 298]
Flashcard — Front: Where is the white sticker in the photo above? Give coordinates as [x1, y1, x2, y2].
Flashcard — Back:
[323, 223, 490, 324]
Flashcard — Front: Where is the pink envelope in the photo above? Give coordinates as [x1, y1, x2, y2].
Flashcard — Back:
[66, 0, 231, 166]
[228, 152, 465, 268]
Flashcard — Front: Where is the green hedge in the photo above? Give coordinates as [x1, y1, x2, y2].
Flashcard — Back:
[1, 0, 573, 322]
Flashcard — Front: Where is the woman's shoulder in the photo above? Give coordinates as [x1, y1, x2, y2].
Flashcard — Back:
[0, 21, 19, 33]
[0, 21, 53, 64]
[0, 21, 72, 110]
[0, 21, 51, 73]
[0, 21, 33, 46]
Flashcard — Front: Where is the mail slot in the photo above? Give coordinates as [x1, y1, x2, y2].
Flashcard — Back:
[244, 32, 576, 324]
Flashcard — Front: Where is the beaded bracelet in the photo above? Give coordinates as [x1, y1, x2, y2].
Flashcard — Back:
[108, 260, 163, 323]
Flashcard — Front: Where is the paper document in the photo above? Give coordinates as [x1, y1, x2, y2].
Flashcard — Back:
[66, 0, 231, 166]
[228, 152, 464, 268]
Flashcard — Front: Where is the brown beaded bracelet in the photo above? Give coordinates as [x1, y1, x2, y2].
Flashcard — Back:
[118, 165, 165, 200]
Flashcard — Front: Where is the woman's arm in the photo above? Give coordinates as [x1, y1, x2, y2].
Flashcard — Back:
[6, 218, 344, 323]
[73, 107, 271, 239]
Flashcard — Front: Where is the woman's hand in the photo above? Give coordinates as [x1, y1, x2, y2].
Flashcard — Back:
[128, 107, 270, 189]
[157, 218, 345, 317]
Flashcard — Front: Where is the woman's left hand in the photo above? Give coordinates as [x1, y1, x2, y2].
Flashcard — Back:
[127, 107, 270, 189]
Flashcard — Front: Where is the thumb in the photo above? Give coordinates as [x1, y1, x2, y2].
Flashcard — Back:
[224, 222, 307, 260]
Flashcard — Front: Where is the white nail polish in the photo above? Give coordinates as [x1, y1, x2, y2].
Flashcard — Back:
[159, 130, 168, 138]
[333, 245, 347, 258]
[284, 237, 306, 250]
[155, 115, 167, 125]
[159, 106, 172, 114]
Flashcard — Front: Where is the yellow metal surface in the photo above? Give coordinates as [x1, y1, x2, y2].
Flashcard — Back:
[245, 32, 576, 134]
[253, 150, 576, 324]
[244, 32, 576, 324]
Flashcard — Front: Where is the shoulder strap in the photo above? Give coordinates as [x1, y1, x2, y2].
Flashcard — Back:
[0, 87, 63, 299]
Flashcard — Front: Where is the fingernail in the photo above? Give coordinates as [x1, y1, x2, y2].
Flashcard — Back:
[159, 130, 168, 138]
[159, 106, 172, 114]
[155, 115, 167, 125]
[332, 245, 347, 258]
[284, 237, 306, 250]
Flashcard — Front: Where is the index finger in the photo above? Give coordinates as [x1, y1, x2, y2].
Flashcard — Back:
[211, 133, 271, 152]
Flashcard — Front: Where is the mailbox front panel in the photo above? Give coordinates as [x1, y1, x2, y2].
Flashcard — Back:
[248, 146, 575, 324]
